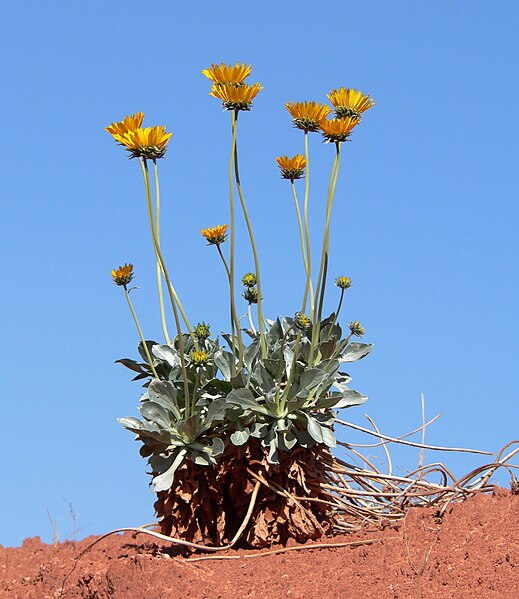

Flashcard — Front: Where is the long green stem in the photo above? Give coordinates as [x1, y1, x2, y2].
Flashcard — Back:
[228, 111, 238, 367]
[153, 162, 171, 345]
[247, 304, 257, 335]
[140, 161, 195, 342]
[319, 143, 342, 319]
[301, 132, 313, 315]
[140, 159, 191, 406]
[124, 288, 159, 379]
[291, 181, 315, 311]
[316, 254, 328, 328]
[191, 369, 200, 417]
[310, 142, 342, 365]
[314, 143, 341, 319]
[232, 111, 267, 359]
[331, 288, 345, 327]
[217, 244, 244, 371]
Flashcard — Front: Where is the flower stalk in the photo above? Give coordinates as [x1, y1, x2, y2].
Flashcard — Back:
[153, 161, 171, 345]
[301, 132, 314, 315]
[232, 110, 267, 359]
[139, 159, 191, 404]
[310, 142, 342, 365]
[228, 113, 239, 369]
[216, 243, 244, 371]
[123, 288, 159, 380]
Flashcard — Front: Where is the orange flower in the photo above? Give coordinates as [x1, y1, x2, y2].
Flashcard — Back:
[285, 101, 331, 132]
[201, 224, 228, 245]
[202, 63, 252, 86]
[112, 263, 134, 287]
[105, 113, 144, 139]
[319, 117, 359, 143]
[115, 126, 172, 160]
[209, 82, 263, 111]
[276, 155, 306, 181]
[327, 88, 374, 120]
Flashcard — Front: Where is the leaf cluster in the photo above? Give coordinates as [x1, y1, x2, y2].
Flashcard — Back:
[118, 314, 372, 490]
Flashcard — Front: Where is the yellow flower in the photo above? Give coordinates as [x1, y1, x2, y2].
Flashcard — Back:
[335, 276, 352, 290]
[209, 82, 263, 111]
[202, 62, 252, 86]
[327, 88, 375, 120]
[285, 101, 331, 132]
[201, 224, 228, 245]
[320, 117, 359, 143]
[241, 272, 257, 287]
[276, 154, 306, 181]
[294, 312, 311, 331]
[191, 350, 209, 367]
[105, 113, 145, 139]
[112, 263, 134, 287]
[116, 126, 172, 160]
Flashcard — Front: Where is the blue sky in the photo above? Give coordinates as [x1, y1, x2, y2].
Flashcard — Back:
[1, 1, 518, 547]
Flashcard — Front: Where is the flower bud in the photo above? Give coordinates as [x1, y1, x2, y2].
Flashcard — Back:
[294, 312, 311, 331]
[194, 322, 211, 341]
[335, 276, 352, 290]
[243, 287, 258, 304]
[349, 320, 365, 337]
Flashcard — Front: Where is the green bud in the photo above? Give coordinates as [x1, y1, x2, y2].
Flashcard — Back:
[194, 322, 211, 341]
[243, 287, 258, 304]
[349, 320, 365, 337]
[294, 312, 311, 331]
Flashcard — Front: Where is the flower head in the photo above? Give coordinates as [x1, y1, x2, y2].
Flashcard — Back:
[194, 322, 211, 341]
[201, 224, 228, 245]
[115, 126, 172, 160]
[349, 320, 365, 337]
[335, 276, 352, 290]
[209, 82, 263, 111]
[327, 88, 374, 120]
[294, 312, 311, 331]
[191, 350, 209, 368]
[112, 263, 134, 287]
[320, 117, 359, 143]
[276, 155, 306, 181]
[241, 272, 257, 287]
[105, 113, 145, 139]
[202, 62, 252, 86]
[285, 101, 331, 132]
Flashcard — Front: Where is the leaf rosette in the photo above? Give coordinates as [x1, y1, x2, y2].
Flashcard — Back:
[118, 314, 372, 477]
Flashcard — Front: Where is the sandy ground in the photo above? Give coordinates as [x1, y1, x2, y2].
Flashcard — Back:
[1, 488, 518, 598]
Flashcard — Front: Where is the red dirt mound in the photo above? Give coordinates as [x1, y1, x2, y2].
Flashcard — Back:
[1, 488, 518, 598]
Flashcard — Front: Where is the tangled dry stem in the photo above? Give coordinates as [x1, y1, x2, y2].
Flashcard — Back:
[327, 418, 519, 531]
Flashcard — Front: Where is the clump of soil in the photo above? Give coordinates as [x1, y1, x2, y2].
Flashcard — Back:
[2, 488, 518, 598]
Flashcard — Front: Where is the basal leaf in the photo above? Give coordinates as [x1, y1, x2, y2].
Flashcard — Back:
[151, 449, 187, 493]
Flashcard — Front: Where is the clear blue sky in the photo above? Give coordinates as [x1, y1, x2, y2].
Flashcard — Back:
[1, 1, 518, 547]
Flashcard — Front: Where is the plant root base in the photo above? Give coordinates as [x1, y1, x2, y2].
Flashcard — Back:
[154, 441, 335, 547]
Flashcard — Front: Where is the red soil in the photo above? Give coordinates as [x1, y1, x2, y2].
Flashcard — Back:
[2, 488, 518, 598]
